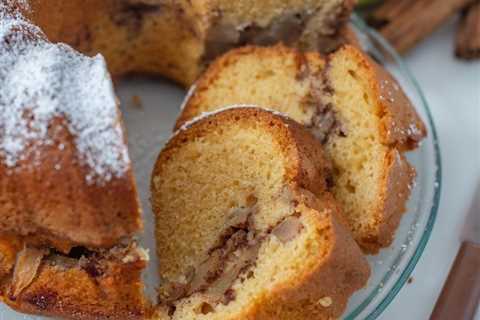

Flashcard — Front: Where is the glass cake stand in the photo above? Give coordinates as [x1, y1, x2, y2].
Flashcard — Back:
[0, 16, 441, 320]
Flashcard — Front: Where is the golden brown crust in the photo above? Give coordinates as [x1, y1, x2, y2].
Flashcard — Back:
[376, 65, 427, 150]
[363, 150, 415, 253]
[336, 45, 427, 150]
[0, 5, 147, 316]
[0, 118, 142, 252]
[328, 46, 423, 252]
[1, 247, 150, 320]
[242, 195, 370, 320]
[0, 237, 22, 281]
[339, 25, 361, 49]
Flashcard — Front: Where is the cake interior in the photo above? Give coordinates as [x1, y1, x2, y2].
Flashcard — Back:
[151, 116, 333, 318]
[176, 46, 397, 249]
[321, 50, 386, 243]
[201, 0, 350, 64]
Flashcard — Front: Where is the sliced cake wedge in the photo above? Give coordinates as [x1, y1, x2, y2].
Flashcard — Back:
[151, 107, 369, 319]
[176, 45, 427, 253]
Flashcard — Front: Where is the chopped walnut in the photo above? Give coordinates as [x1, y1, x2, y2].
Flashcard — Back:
[10, 246, 47, 298]
[317, 296, 333, 307]
[272, 216, 304, 243]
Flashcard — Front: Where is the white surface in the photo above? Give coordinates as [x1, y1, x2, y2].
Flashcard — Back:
[378, 19, 480, 320]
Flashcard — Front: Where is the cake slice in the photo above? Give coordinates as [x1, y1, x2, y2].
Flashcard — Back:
[24, 0, 355, 86]
[176, 45, 427, 253]
[151, 107, 369, 319]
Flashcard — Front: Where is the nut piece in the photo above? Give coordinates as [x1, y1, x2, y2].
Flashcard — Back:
[10, 246, 48, 298]
[317, 296, 333, 307]
[272, 216, 304, 243]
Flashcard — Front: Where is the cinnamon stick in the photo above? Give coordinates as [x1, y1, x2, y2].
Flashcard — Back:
[367, 0, 417, 29]
[368, 0, 474, 54]
[455, 1, 480, 59]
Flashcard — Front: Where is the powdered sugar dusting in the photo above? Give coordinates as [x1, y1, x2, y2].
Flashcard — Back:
[0, 2, 130, 183]
[406, 122, 421, 136]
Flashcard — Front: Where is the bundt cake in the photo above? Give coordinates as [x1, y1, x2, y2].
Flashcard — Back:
[151, 107, 370, 319]
[0, 0, 426, 318]
[0, 241, 150, 320]
[0, 0, 141, 252]
[176, 45, 427, 253]
[19, 0, 356, 86]
[0, 2, 149, 319]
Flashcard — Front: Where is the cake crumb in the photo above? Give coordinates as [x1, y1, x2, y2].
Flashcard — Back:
[317, 296, 333, 307]
[408, 277, 414, 284]
[131, 95, 143, 109]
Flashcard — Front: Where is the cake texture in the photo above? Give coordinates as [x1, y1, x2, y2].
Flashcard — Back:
[0, 241, 150, 320]
[151, 107, 370, 319]
[0, 0, 142, 252]
[21, 0, 355, 86]
[176, 45, 427, 253]
[0, 236, 22, 282]
[0, 2, 148, 319]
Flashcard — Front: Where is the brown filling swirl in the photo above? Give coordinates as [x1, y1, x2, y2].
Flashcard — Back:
[160, 199, 305, 313]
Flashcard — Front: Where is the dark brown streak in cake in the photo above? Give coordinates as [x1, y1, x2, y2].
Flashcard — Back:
[295, 52, 311, 81]
[302, 61, 346, 145]
[325, 170, 335, 190]
[239, 13, 307, 47]
[325, 0, 356, 36]
[112, 1, 164, 35]
[72, 26, 92, 52]
[80, 257, 104, 278]
[161, 209, 305, 312]
[24, 290, 58, 311]
[320, 58, 336, 97]
[202, 11, 313, 66]
[172, 3, 200, 39]
[160, 207, 259, 306]
[307, 103, 346, 144]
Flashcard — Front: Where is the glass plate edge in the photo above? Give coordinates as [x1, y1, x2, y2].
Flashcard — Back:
[344, 15, 443, 320]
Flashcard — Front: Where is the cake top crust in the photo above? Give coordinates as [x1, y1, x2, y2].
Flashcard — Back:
[0, 1, 130, 183]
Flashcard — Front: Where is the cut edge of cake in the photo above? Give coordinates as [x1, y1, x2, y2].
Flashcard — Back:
[151, 107, 369, 319]
[175, 44, 426, 253]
